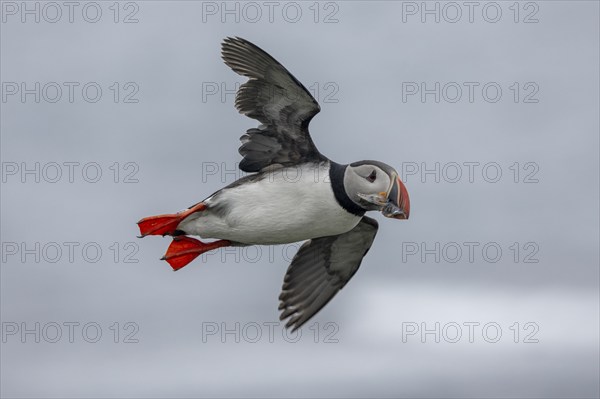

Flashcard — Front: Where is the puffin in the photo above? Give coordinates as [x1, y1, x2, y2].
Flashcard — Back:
[138, 37, 410, 331]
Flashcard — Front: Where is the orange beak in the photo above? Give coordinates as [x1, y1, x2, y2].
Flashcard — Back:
[383, 175, 410, 220]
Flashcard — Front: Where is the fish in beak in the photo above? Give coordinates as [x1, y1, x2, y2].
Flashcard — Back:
[382, 174, 410, 220]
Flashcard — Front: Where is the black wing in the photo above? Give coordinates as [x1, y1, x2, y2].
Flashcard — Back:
[278, 217, 379, 332]
[221, 37, 326, 172]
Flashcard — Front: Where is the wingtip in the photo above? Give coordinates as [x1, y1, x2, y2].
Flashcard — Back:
[221, 36, 245, 51]
[286, 319, 300, 333]
[222, 36, 246, 44]
[221, 36, 233, 48]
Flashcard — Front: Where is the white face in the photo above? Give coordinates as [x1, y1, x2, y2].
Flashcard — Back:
[344, 164, 393, 211]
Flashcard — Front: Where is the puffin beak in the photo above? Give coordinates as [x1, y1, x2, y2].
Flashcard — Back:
[382, 175, 410, 220]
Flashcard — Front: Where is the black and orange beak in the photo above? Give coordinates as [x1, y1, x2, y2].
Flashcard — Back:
[382, 175, 410, 220]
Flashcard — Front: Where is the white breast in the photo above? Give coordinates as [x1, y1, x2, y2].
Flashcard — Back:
[179, 163, 362, 245]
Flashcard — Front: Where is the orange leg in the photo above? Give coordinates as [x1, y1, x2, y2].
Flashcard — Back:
[137, 202, 206, 237]
[162, 236, 231, 271]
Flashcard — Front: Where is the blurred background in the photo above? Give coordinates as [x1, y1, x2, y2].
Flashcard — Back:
[1, 1, 598, 397]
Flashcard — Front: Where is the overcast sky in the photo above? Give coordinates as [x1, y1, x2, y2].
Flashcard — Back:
[1, 1, 599, 398]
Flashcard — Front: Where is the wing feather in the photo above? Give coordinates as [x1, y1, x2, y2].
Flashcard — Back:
[279, 217, 379, 331]
[221, 37, 325, 172]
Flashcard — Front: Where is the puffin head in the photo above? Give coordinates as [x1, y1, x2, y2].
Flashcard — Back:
[344, 160, 410, 220]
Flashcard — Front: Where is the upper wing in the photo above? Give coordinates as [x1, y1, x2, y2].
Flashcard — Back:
[221, 37, 326, 172]
[278, 217, 379, 331]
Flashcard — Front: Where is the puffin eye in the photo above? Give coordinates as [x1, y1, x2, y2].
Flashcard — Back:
[367, 170, 377, 183]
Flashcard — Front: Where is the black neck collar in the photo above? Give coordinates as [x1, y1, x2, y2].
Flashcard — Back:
[329, 162, 366, 217]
